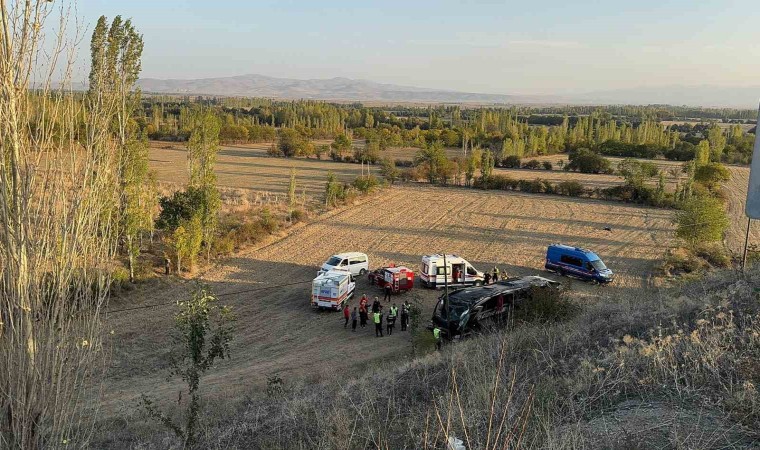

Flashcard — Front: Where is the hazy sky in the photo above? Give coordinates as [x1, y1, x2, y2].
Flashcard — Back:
[76, 0, 760, 95]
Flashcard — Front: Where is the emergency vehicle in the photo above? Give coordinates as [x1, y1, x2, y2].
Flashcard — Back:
[371, 266, 415, 293]
[311, 269, 356, 310]
[420, 254, 484, 288]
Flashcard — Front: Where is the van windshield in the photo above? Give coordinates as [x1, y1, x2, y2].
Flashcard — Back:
[590, 259, 607, 271]
[326, 256, 343, 266]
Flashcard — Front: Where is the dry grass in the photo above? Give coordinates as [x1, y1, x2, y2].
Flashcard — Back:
[95, 266, 760, 449]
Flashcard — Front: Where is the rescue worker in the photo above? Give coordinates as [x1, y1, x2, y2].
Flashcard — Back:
[374, 310, 383, 337]
[359, 294, 368, 328]
[484, 272, 492, 285]
[343, 303, 350, 329]
[452, 266, 460, 284]
[351, 307, 358, 332]
[400, 301, 410, 331]
[433, 327, 442, 350]
[387, 309, 396, 335]
[383, 282, 392, 302]
[372, 296, 381, 313]
[492, 266, 500, 283]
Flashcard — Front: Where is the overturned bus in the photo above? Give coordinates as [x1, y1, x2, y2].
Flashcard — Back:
[430, 276, 560, 339]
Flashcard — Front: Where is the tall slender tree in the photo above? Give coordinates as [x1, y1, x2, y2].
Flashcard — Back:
[187, 108, 221, 261]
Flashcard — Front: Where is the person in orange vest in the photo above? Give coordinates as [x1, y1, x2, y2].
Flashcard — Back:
[343, 303, 350, 329]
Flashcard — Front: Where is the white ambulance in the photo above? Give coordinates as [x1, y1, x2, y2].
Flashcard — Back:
[420, 254, 484, 288]
[311, 269, 356, 310]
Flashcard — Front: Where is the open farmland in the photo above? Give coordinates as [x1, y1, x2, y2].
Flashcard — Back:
[101, 185, 674, 419]
[724, 165, 758, 253]
[149, 141, 372, 202]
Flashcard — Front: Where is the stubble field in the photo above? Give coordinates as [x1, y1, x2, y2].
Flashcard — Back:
[103, 183, 675, 420]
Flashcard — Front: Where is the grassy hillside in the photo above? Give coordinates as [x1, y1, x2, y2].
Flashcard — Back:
[95, 265, 759, 449]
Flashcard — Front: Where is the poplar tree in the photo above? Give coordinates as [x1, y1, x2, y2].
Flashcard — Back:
[89, 15, 155, 282]
[187, 108, 222, 261]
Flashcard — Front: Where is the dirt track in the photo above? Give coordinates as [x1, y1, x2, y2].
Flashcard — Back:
[102, 185, 674, 417]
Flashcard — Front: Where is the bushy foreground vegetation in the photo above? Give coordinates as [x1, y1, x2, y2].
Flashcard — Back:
[95, 266, 760, 449]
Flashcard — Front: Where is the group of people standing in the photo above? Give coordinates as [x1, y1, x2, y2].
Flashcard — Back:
[342, 293, 411, 338]
[483, 266, 505, 285]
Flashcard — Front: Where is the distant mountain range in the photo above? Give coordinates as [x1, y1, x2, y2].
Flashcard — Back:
[136, 73, 760, 108]
[137, 74, 545, 104]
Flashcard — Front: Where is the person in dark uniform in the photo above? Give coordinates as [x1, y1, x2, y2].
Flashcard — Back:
[372, 296, 381, 313]
[383, 283, 392, 301]
[351, 307, 358, 332]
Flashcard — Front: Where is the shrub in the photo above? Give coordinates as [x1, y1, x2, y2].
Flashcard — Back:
[675, 196, 729, 245]
[111, 267, 130, 292]
[258, 207, 279, 234]
[542, 161, 553, 170]
[481, 174, 518, 190]
[517, 178, 545, 193]
[693, 243, 731, 268]
[513, 286, 578, 323]
[522, 159, 541, 170]
[352, 175, 380, 194]
[277, 128, 313, 157]
[290, 209, 306, 223]
[567, 149, 612, 174]
[556, 180, 585, 197]
[156, 187, 206, 231]
[379, 159, 400, 185]
[501, 155, 521, 168]
[694, 163, 731, 188]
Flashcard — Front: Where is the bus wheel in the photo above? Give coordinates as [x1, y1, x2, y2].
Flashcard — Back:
[474, 280, 482, 287]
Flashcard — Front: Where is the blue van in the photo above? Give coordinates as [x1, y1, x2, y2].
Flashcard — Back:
[545, 244, 614, 283]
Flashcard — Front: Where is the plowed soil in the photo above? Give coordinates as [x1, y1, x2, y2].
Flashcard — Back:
[102, 185, 674, 417]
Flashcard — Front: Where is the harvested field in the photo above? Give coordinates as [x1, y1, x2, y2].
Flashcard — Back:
[724, 165, 758, 253]
[149, 141, 373, 203]
[102, 185, 674, 419]
[494, 167, 624, 189]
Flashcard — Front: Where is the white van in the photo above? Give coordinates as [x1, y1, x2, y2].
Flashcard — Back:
[420, 254, 484, 288]
[319, 252, 369, 276]
[311, 270, 356, 310]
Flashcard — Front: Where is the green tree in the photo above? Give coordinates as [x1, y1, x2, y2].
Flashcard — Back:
[694, 162, 731, 189]
[707, 124, 727, 162]
[675, 196, 729, 245]
[288, 168, 297, 221]
[331, 133, 352, 159]
[90, 15, 154, 282]
[414, 141, 448, 184]
[567, 149, 611, 174]
[325, 172, 345, 207]
[379, 158, 400, 185]
[187, 108, 222, 262]
[142, 285, 235, 448]
[695, 140, 711, 167]
[480, 149, 495, 185]
[278, 128, 313, 157]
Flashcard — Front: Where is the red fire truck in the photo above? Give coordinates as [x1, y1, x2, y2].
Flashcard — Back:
[369, 266, 415, 293]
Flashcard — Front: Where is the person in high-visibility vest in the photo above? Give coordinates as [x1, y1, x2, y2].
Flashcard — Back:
[374, 311, 383, 337]
[492, 266, 500, 283]
[433, 327, 442, 350]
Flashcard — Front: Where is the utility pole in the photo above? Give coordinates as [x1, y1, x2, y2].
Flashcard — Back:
[443, 253, 450, 341]
[742, 217, 752, 271]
